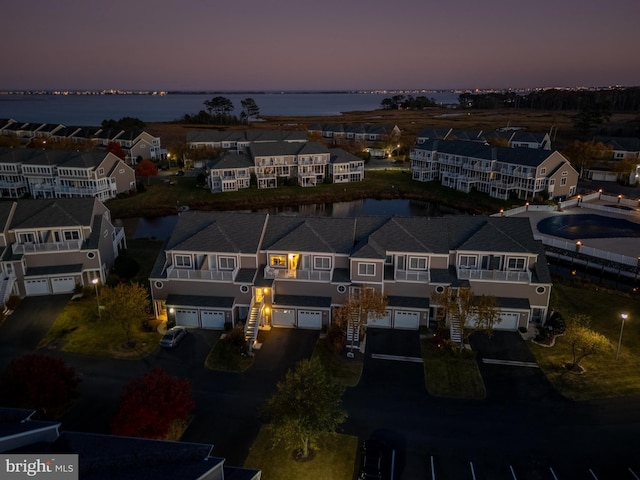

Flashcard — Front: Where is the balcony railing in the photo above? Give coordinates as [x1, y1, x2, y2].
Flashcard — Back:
[12, 239, 83, 254]
[166, 265, 235, 281]
[264, 266, 331, 281]
[395, 270, 430, 282]
[456, 267, 532, 283]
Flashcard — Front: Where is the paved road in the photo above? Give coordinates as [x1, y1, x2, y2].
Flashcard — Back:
[2, 301, 640, 478]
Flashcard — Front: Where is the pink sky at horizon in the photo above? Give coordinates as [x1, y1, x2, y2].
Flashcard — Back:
[3, 0, 639, 91]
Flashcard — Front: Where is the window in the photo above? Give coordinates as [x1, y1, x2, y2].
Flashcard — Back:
[270, 255, 286, 267]
[18, 232, 36, 243]
[175, 255, 191, 268]
[63, 230, 80, 241]
[507, 257, 526, 270]
[358, 263, 375, 276]
[409, 257, 427, 270]
[218, 256, 236, 270]
[459, 255, 477, 268]
[561, 177, 567, 186]
[314, 256, 331, 270]
[549, 179, 555, 186]
[540, 167, 546, 175]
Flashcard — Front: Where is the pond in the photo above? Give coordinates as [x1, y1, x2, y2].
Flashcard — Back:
[115, 198, 463, 241]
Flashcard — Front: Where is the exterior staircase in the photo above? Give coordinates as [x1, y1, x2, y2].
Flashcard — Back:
[346, 310, 361, 348]
[449, 316, 464, 344]
[244, 303, 262, 350]
[0, 274, 15, 307]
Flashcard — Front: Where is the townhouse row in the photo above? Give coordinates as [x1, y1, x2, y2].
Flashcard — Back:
[149, 211, 552, 340]
[0, 147, 136, 201]
[0, 198, 125, 304]
[410, 139, 578, 201]
[0, 118, 163, 164]
[206, 141, 365, 192]
[417, 127, 552, 149]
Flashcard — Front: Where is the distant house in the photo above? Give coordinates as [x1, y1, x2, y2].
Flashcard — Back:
[330, 149, 365, 183]
[410, 139, 577, 200]
[114, 130, 163, 162]
[0, 148, 136, 201]
[0, 197, 126, 300]
[590, 136, 640, 184]
[187, 129, 307, 154]
[308, 123, 401, 145]
[207, 153, 254, 192]
[417, 127, 552, 150]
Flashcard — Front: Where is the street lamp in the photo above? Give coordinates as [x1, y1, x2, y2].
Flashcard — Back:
[616, 313, 628, 360]
[92, 278, 101, 321]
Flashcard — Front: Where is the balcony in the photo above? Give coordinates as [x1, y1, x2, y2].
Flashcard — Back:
[12, 239, 83, 254]
[395, 270, 430, 282]
[264, 266, 331, 282]
[55, 185, 109, 196]
[166, 265, 235, 281]
[456, 267, 532, 283]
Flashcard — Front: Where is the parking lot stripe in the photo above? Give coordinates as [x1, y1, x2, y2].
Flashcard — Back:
[510, 465, 517, 479]
[550, 467, 559, 480]
[589, 468, 599, 479]
[370, 353, 424, 363]
[629, 467, 640, 480]
[470, 461, 477, 480]
[430, 455, 436, 480]
[482, 358, 540, 368]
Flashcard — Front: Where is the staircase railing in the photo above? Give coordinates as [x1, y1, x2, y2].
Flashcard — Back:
[244, 298, 263, 351]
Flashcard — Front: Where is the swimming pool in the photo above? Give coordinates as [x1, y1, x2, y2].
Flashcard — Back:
[536, 214, 640, 240]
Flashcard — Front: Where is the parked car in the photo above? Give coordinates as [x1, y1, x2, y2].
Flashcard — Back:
[176, 170, 185, 176]
[160, 326, 187, 348]
[359, 438, 388, 480]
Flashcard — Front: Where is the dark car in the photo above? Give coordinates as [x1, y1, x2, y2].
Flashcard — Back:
[159, 326, 187, 348]
[359, 438, 387, 479]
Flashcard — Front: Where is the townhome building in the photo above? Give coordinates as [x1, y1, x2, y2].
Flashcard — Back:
[330, 149, 365, 183]
[416, 128, 552, 150]
[187, 129, 307, 154]
[410, 139, 578, 200]
[308, 124, 401, 144]
[207, 153, 254, 192]
[149, 212, 552, 346]
[0, 197, 126, 302]
[0, 148, 136, 201]
[114, 130, 163, 162]
[251, 141, 330, 188]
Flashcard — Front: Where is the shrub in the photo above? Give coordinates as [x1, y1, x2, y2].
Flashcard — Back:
[547, 312, 566, 335]
[325, 322, 347, 354]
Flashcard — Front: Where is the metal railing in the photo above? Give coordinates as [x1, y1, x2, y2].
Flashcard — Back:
[395, 270, 430, 282]
[166, 266, 235, 281]
[263, 266, 331, 281]
[456, 267, 532, 283]
[12, 239, 82, 254]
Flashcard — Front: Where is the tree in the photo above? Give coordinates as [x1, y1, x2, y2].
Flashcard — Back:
[102, 116, 146, 131]
[331, 287, 387, 354]
[203, 96, 234, 116]
[564, 314, 612, 371]
[572, 101, 612, 139]
[562, 140, 612, 179]
[99, 282, 149, 345]
[105, 141, 127, 161]
[471, 295, 501, 338]
[111, 368, 194, 439]
[240, 97, 260, 124]
[265, 357, 347, 460]
[135, 158, 158, 183]
[0, 354, 81, 419]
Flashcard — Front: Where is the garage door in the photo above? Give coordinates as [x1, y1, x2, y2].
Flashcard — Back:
[175, 309, 199, 327]
[272, 308, 295, 328]
[201, 310, 225, 329]
[394, 311, 420, 330]
[25, 279, 50, 296]
[495, 312, 519, 331]
[367, 310, 391, 328]
[297, 310, 322, 330]
[51, 277, 76, 294]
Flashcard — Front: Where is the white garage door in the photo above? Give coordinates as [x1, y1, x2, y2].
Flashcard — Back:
[297, 310, 322, 330]
[25, 279, 50, 296]
[394, 311, 420, 330]
[51, 277, 76, 294]
[495, 312, 519, 331]
[367, 310, 391, 328]
[272, 308, 295, 328]
[175, 309, 199, 327]
[201, 310, 225, 329]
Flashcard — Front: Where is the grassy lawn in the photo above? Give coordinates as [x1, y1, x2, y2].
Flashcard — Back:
[529, 282, 640, 400]
[421, 335, 486, 399]
[312, 338, 363, 387]
[243, 424, 358, 480]
[39, 296, 160, 359]
[204, 335, 254, 372]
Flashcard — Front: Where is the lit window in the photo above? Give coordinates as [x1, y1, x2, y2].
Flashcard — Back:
[270, 255, 286, 267]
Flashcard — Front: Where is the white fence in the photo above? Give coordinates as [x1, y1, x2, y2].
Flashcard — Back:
[534, 234, 638, 268]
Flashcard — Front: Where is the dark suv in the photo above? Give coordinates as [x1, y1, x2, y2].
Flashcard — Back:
[359, 438, 387, 479]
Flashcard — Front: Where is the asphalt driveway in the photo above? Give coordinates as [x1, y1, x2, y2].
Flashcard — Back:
[469, 330, 563, 404]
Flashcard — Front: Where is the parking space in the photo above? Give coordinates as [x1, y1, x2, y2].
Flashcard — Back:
[428, 454, 640, 480]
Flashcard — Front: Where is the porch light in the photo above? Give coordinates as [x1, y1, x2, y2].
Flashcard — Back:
[169, 307, 175, 314]
[264, 307, 270, 314]
[263, 288, 269, 294]
[91, 278, 101, 321]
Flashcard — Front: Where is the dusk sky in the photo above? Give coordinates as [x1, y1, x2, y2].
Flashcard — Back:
[4, 0, 639, 91]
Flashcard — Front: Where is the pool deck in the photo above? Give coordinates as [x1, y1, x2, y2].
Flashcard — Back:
[511, 199, 640, 260]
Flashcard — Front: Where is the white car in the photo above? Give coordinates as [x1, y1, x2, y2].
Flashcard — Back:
[159, 326, 187, 348]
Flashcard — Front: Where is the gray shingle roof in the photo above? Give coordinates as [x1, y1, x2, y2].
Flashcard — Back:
[10, 198, 97, 230]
